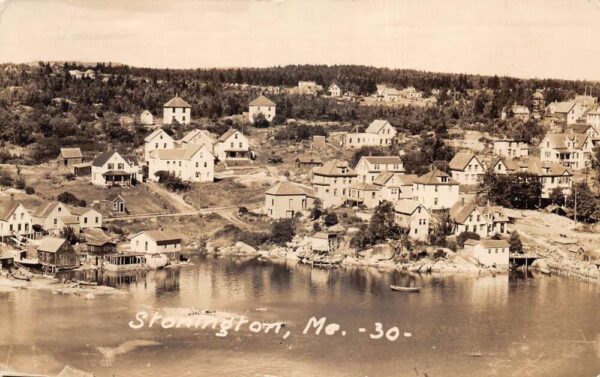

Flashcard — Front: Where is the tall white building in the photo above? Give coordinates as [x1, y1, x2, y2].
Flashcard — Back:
[163, 96, 191, 125]
[248, 95, 276, 123]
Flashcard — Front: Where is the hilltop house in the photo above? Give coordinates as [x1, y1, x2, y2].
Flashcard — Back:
[545, 95, 597, 124]
[91, 151, 138, 187]
[36, 237, 78, 273]
[148, 144, 214, 183]
[31, 201, 71, 235]
[249, 95, 276, 123]
[372, 172, 415, 203]
[295, 155, 323, 168]
[312, 160, 358, 208]
[57, 148, 83, 167]
[493, 139, 529, 159]
[130, 230, 182, 260]
[355, 156, 404, 183]
[343, 120, 397, 148]
[140, 110, 154, 125]
[70, 207, 103, 230]
[566, 124, 599, 139]
[586, 109, 600, 129]
[144, 128, 175, 163]
[296, 81, 322, 95]
[328, 83, 342, 97]
[347, 182, 380, 208]
[0, 198, 34, 243]
[448, 151, 486, 185]
[449, 202, 509, 238]
[501, 104, 530, 121]
[394, 199, 431, 241]
[540, 132, 594, 170]
[413, 169, 460, 211]
[180, 129, 216, 153]
[464, 239, 510, 268]
[213, 128, 251, 161]
[265, 181, 315, 219]
[163, 96, 191, 125]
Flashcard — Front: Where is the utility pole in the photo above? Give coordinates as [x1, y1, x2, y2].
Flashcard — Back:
[573, 185, 577, 223]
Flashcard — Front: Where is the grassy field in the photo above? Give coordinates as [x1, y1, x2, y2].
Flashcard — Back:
[184, 177, 270, 209]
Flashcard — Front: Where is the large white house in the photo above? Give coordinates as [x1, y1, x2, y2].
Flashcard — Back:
[0, 199, 34, 243]
[130, 230, 182, 260]
[163, 96, 191, 125]
[328, 83, 342, 97]
[31, 201, 71, 234]
[540, 132, 594, 170]
[448, 151, 486, 185]
[148, 144, 214, 183]
[343, 120, 397, 148]
[464, 239, 510, 269]
[493, 139, 529, 159]
[213, 129, 251, 161]
[144, 128, 175, 163]
[373, 172, 416, 202]
[265, 181, 315, 219]
[355, 156, 404, 183]
[449, 202, 509, 238]
[248, 95, 276, 123]
[91, 151, 138, 187]
[180, 129, 216, 153]
[394, 199, 431, 241]
[413, 169, 460, 211]
[312, 160, 358, 208]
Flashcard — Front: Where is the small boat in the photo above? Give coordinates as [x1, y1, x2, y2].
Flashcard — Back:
[390, 285, 421, 292]
[76, 280, 98, 286]
[11, 271, 33, 281]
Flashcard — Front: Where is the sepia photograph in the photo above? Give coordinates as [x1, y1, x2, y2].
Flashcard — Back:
[0, 0, 599, 376]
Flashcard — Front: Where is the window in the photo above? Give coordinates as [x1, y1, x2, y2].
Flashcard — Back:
[204, 162, 207, 168]
[196, 162, 199, 168]
[239, 143, 242, 148]
[155, 143, 159, 148]
[107, 163, 114, 170]
[84, 217, 88, 224]
[182, 116, 186, 122]
[95, 217, 99, 223]
[230, 142, 234, 148]
[434, 198, 438, 205]
[118, 163, 124, 170]
[54, 219, 57, 225]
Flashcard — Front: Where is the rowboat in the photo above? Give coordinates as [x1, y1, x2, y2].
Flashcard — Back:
[390, 285, 420, 292]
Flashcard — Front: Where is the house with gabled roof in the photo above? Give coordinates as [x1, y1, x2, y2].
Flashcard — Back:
[413, 168, 460, 211]
[493, 139, 529, 159]
[448, 151, 486, 185]
[180, 129, 216, 153]
[249, 95, 276, 123]
[312, 159, 358, 208]
[586, 108, 600, 129]
[144, 128, 175, 162]
[540, 131, 594, 170]
[130, 230, 182, 260]
[148, 144, 214, 182]
[347, 182, 380, 208]
[355, 155, 405, 183]
[343, 120, 397, 149]
[0, 198, 34, 242]
[57, 148, 83, 167]
[464, 239, 509, 268]
[31, 201, 71, 235]
[450, 202, 509, 238]
[394, 199, 431, 240]
[265, 181, 315, 219]
[163, 95, 191, 125]
[140, 109, 154, 125]
[36, 237, 78, 273]
[91, 150, 138, 187]
[70, 207, 103, 230]
[372, 172, 414, 203]
[213, 128, 251, 161]
[328, 82, 342, 97]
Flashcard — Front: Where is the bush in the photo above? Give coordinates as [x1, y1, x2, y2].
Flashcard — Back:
[14, 177, 26, 190]
[155, 171, 190, 192]
[456, 231, 481, 248]
[323, 212, 339, 227]
[25, 186, 35, 195]
[267, 154, 284, 164]
[65, 173, 76, 181]
[57, 191, 86, 207]
[271, 218, 296, 245]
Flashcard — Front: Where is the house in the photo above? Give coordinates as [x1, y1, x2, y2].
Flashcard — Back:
[295, 155, 323, 168]
[493, 139, 529, 159]
[568, 245, 590, 261]
[140, 110, 154, 125]
[101, 193, 128, 215]
[449, 202, 509, 238]
[448, 151, 486, 185]
[586, 109, 600, 129]
[31, 201, 74, 235]
[311, 232, 341, 253]
[180, 129, 216, 153]
[130, 230, 182, 260]
[380, 87, 401, 102]
[36, 237, 78, 273]
[68, 69, 83, 79]
[328, 83, 342, 97]
[566, 123, 599, 139]
[400, 86, 423, 99]
[265, 181, 316, 219]
[394, 199, 431, 241]
[464, 239, 510, 268]
[355, 156, 404, 183]
[347, 182, 380, 208]
[56, 215, 80, 234]
[532, 90, 545, 118]
[312, 160, 358, 208]
[501, 104, 530, 121]
[70, 207, 102, 230]
[296, 81, 322, 95]
[249, 95, 276, 123]
[413, 169, 460, 211]
[343, 120, 397, 148]
[57, 148, 83, 167]
[545, 96, 596, 124]
[373, 172, 416, 202]
[0, 198, 34, 243]
[163, 96, 191, 125]
[91, 150, 138, 187]
[148, 144, 214, 183]
[213, 128, 251, 161]
[70, 163, 92, 176]
[144, 128, 175, 162]
[539, 132, 594, 170]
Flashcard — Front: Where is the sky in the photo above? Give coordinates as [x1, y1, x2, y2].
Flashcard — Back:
[1, 0, 600, 80]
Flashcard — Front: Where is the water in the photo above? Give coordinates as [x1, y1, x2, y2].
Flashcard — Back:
[1, 256, 599, 377]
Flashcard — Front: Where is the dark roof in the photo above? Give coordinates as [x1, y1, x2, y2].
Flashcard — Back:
[415, 168, 459, 185]
[92, 151, 136, 168]
[0, 200, 20, 221]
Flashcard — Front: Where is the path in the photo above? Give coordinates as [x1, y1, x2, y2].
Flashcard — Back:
[145, 181, 196, 214]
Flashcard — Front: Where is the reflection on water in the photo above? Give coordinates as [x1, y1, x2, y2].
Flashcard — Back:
[1, 256, 599, 377]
